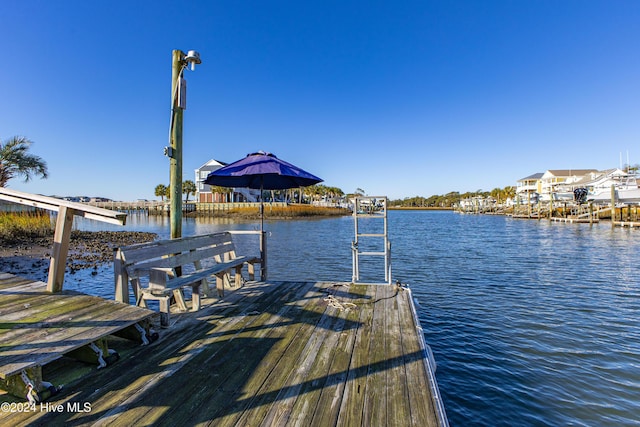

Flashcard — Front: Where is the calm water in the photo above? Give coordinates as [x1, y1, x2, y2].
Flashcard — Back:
[67, 210, 640, 426]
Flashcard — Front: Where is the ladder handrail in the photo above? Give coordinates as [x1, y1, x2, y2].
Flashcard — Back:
[351, 196, 391, 285]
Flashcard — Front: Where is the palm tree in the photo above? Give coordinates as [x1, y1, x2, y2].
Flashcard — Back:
[183, 180, 197, 203]
[0, 136, 48, 187]
[208, 185, 231, 202]
[503, 186, 516, 204]
[155, 184, 168, 201]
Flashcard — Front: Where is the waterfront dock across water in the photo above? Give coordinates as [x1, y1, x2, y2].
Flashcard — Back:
[1, 275, 446, 426]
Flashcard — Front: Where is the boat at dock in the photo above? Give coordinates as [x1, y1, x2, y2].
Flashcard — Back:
[586, 173, 640, 203]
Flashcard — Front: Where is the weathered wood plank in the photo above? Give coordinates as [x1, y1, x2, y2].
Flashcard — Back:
[0, 187, 126, 225]
[258, 284, 355, 426]
[1, 301, 153, 378]
[386, 287, 412, 426]
[397, 289, 440, 426]
[0, 288, 62, 315]
[0, 274, 34, 290]
[0, 281, 90, 319]
[0, 294, 101, 344]
[362, 285, 389, 426]
[0, 276, 155, 379]
[335, 284, 377, 426]
[305, 284, 367, 427]
[3, 302, 148, 359]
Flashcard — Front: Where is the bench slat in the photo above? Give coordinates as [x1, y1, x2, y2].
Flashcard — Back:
[118, 233, 232, 265]
[153, 256, 260, 292]
[128, 242, 235, 276]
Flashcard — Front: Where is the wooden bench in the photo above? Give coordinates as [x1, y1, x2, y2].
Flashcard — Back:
[114, 232, 261, 327]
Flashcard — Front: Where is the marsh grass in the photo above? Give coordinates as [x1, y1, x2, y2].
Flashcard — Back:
[260, 204, 350, 217]
[0, 211, 53, 241]
[192, 204, 351, 218]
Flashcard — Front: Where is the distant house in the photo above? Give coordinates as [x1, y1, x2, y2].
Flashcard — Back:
[516, 172, 544, 202]
[195, 159, 226, 203]
[539, 169, 598, 200]
[194, 159, 261, 203]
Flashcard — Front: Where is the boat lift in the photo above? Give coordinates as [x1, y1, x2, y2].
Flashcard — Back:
[351, 196, 392, 285]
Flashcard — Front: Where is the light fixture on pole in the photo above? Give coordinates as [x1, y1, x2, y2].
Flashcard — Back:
[185, 50, 202, 71]
[167, 49, 201, 240]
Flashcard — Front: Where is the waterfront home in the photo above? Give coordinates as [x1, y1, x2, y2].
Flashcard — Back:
[516, 172, 543, 204]
[457, 196, 496, 211]
[516, 168, 640, 205]
[195, 159, 227, 203]
[538, 169, 598, 201]
[195, 159, 261, 203]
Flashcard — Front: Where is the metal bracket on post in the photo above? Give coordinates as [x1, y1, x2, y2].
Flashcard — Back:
[134, 323, 149, 345]
[20, 370, 37, 404]
[89, 342, 108, 369]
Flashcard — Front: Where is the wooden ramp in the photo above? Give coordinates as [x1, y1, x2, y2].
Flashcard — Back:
[0, 272, 156, 402]
[2, 280, 447, 426]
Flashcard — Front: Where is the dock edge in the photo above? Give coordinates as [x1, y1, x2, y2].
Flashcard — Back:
[406, 286, 450, 427]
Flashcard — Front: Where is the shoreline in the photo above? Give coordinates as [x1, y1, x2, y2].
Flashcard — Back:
[0, 231, 157, 282]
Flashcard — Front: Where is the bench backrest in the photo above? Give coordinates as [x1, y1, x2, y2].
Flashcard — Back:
[115, 232, 238, 279]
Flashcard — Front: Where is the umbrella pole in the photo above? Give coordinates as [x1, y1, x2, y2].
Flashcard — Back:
[260, 179, 264, 233]
[259, 180, 266, 280]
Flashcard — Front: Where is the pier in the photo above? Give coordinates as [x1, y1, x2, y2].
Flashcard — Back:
[1, 190, 447, 425]
[2, 277, 446, 426]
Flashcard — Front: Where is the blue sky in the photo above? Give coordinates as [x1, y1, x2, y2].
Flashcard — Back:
[2, 1, 639, 200]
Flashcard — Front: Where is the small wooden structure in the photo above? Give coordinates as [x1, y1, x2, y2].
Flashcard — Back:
[0, 188, 127, 292]
[3, 279, 448, 426]
[0, 273, 155, 402]
[0, 188, 154, 402]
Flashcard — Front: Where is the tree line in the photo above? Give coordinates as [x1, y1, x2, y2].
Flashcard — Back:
[388, 187, 516, 208]
[154, 182, 198, 203]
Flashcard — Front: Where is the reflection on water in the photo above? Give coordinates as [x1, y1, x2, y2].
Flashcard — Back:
[65, 210, 640, 426]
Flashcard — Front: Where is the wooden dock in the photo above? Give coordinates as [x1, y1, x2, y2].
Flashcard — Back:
[550, 217, 599, 224]
[2, 278, 446, 426]
[613, 220, 640, 228]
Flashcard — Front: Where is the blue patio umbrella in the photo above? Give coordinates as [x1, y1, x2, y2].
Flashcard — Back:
[204, 151, 323, 231]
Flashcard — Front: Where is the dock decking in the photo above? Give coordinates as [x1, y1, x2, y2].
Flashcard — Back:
[2, 278, 445, 426]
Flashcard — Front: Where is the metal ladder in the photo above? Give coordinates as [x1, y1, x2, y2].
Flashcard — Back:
[351, 196, 391, 284]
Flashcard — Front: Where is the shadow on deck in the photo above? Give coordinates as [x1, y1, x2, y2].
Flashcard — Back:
[2, 278, 445, 427]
